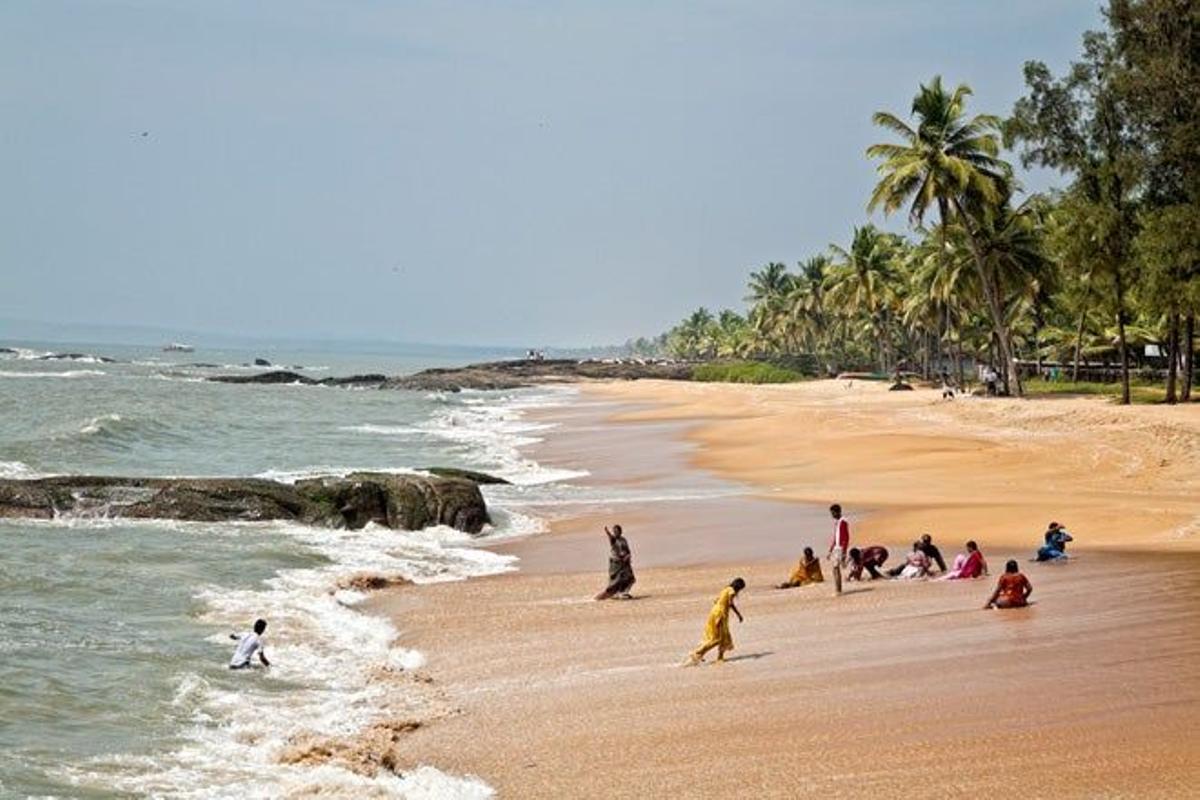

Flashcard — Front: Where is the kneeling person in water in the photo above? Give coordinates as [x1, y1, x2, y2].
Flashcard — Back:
[229, 618, 270, 669]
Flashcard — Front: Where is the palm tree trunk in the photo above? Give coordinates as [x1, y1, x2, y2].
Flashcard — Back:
[1114, 267, 1131, 406]
[1072, 305, 1087, 382]
[1184, 314, 1195, 402]
[1166, 313, 1179, 404]
[949, 197, 1022, 397]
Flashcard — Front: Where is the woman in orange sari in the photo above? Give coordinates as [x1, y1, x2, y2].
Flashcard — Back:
[984, 560, 1033, 609]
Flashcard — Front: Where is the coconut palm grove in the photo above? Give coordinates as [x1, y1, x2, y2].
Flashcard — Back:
[632, 1, 1198, 405]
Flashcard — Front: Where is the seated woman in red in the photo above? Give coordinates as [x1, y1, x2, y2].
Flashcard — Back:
[941, 540, 987, 580]
[984, 560, 1033, 609]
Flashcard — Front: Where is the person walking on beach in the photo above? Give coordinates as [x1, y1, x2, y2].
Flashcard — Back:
[229, 619, 270, 669]
[827, 504, 850, 594]
[984, 561, 1033, 609]
[685, 578, 745, 665]
[595, 524, 636, 600]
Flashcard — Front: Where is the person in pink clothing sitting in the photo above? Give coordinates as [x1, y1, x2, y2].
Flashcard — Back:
[941, 540, 989, 580]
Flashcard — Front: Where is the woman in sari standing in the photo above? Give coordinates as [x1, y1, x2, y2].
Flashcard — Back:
[595, 524, 636, 600]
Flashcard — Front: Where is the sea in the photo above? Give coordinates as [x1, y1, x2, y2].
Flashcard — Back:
[0, 339, 591, 799]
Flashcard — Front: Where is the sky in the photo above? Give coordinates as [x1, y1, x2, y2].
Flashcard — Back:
[1, 1, 1105, 348]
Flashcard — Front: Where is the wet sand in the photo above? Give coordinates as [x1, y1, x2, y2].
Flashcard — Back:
[371, 380, 1200, 797]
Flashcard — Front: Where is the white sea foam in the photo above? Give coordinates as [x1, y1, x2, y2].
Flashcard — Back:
[0, 460, 40, 479]
[341, 424, 428, 436]
[59, 518, 510, 797]
[418, 387, 590, 486]
[0, 369, 105, 378]
[253, 465, 423, 484]
[79, 413, 122, 435]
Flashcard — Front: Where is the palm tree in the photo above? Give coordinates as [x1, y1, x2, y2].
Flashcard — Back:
[790, 255, 832, 357]
[745, 262, 793, 304]
[866, 77, 1023, 394]
[825, 225, 900, 372]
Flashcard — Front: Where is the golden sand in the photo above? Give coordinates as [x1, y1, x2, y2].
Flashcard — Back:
[369, 380, 1200, 797]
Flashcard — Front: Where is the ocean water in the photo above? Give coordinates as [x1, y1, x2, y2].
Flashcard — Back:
[0, 341, 584, 799]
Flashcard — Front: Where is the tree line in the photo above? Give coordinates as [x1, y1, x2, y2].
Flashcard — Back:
[641, 1, 1197, 403]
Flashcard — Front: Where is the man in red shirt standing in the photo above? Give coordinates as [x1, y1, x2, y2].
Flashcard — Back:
[827, 503, 850, 594]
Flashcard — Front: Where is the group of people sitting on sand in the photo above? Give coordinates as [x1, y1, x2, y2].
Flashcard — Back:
[594, 503, 1068, 666]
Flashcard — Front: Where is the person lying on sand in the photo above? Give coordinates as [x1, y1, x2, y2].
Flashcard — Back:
[847, 546, 889, 581]
[1035, 522, 1074, 562]
[984, 561, 1033, 609]
[229, 618, 270, 669]
[894, 541, 933, 580]
[685, 578, 745, 666]
[941, 540, 988, 580]
[595, 524, 636, 600]
[777, 547, 823, 588]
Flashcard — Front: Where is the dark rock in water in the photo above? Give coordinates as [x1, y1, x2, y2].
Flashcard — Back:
[0, 473, 490, 534]
[254, 358, 272, 367]
[207, 359, 688, 392]
[423, 467, 511, 485]
[384, 359, 693, 392]
[0, 347, 17, 355]
[297, 472, 490, 533]
[208, 371, 387, 388]
[211, 370, 315, 385]
[186, 362, 222, 368]
[36, 352, 117, 363]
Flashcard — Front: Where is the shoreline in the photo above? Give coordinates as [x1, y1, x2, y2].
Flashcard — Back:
[363, 378, 1200, 796]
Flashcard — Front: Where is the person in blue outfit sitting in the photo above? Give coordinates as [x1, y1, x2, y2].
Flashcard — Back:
[1035, 521, 1074, 561]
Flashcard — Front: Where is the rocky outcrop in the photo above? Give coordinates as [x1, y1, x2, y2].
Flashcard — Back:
[36, 352, 118, 363]
[0, 472, 490, 534]
[207, 359, 693, 392]
[253, 358, 272, 366]
[385, 359, 694, 392]
[423, 467, 510, 485]
[208, 371, 388, 387]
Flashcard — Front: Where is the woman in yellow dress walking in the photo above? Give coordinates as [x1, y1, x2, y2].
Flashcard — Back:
[685, 578, 745, 665]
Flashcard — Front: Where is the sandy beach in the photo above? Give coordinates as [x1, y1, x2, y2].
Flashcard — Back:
[369, 380, 1200, 797]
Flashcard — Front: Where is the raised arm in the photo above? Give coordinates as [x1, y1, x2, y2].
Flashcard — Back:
[983, 580, 1002, 610]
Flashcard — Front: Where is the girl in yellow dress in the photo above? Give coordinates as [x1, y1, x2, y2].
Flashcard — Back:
[685, 578, 745, 665]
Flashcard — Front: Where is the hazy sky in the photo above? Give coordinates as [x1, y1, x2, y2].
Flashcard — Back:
[2, 1, 1103, 347]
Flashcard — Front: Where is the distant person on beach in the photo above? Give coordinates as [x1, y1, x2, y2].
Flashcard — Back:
[1035, 522, 1073, 562]
[941, 540, 988, 580]
[827, 504, 850, 594]
[595, 524, 635, 600]
[885, 533, 944, 577]
[777, 547, 824, 588]
[918, 533, 947, 573]
[847, 546, 889, 581]
[985, 561, 1033, 609]
[984, 366, 999, 396]
[229, 619, 270, 669]
[685, 578, 745, 665]
[895, 541, 932, 580]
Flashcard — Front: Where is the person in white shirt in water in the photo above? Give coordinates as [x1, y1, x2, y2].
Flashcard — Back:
[229, 618, 271, 670]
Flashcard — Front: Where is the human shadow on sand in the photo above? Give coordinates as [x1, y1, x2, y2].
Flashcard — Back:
[723, 651, 773, 663]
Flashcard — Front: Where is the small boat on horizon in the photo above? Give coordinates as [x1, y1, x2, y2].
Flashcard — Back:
[162, 342, 195, 353]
